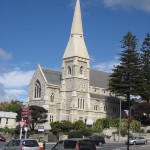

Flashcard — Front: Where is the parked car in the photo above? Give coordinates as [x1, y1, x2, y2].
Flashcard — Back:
[0, 134, 6, 142]
[88, 136, 105, 145]
[51, 138, 96, 150]
[2, 139, 40, 150]
[125, 136, 147, 145]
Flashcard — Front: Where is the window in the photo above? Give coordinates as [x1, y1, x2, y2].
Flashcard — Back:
[54, 141, 63, 149]
[50, 93, 54, 102]
[34, 80, 41, 98]
[94, 104, 98, 111]
[80, 66, 83, 74]
[68, 66, 72, 75]
[78, 98, 85, 109]
[6, 118, 8, 124]
[50, 115, 54, 122]
[104, 105, 107, 112]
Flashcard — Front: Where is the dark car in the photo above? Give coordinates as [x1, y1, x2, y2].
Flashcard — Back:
[2, 139, 40, 150]
[89, 136, 105, 145]
[0, 134, 6, 142]
[51, 138, 96, 150]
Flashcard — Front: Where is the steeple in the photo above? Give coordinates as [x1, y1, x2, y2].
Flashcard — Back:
[63, 0, 89, 59]
[71, 0, 83, 35]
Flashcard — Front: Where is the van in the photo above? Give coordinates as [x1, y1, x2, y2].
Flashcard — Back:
[51, 138, 96, 150]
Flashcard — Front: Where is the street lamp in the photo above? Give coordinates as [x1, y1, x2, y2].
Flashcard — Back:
[118, 98, 121, 142]
[120, 75, 130, 150]
[127, 93, 130, 150]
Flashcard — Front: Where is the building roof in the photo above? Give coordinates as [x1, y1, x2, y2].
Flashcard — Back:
[0, 111, 17, 118]
[90, 69, 110, 89]
[42, 68, 61, 85]
[41, 67, 109, 89]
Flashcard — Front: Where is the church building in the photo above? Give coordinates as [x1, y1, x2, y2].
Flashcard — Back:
[28, 0, 120, 129]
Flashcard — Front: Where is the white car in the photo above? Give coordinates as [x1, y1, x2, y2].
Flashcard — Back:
[125, 136, 147, 145]
[2, 139, 40, 150]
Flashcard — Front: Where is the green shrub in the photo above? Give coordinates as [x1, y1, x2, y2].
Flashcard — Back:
[121, 129, 128, 136]
[80, 128, 93, 137]
[68, 130, 82, 138]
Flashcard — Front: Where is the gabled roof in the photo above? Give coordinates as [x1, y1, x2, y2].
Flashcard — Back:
[90, 69, 110, 89]
[41, 67, 109, 88]
[41, 68, 61, 85]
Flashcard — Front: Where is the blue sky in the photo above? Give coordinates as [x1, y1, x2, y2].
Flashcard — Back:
[0, 0, 150, 102]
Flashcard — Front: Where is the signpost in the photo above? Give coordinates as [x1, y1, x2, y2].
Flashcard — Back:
[24, 127, 28, 139]
[19, 106, 30, 139]
[19, 120, 25, 139]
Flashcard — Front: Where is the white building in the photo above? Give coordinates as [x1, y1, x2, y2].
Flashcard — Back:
[28, 0, 120, 128]
[0, 111, 17, 128]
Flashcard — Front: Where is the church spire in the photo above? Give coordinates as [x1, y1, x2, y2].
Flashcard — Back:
[63, 0, 89, 59]
[71, 0, 83, 35]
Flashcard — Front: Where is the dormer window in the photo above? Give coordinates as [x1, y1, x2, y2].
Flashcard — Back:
[80, 66, 83, 74]
[68, 66, 72, 75]
[34, 80, 41, 98]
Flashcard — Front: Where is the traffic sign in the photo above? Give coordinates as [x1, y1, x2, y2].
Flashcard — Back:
[19, 121, 25, 128]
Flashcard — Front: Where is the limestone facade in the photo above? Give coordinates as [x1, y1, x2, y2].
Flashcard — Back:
[28, 0, 120, 129]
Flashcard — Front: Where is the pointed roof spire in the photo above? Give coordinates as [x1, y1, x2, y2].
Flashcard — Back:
[63, 0, 89, 60]
[71, 0, 83, 35]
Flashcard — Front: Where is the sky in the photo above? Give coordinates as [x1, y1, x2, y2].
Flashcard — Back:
[0, 0, 150, 103]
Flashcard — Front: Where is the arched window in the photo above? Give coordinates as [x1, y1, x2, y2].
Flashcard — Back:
[34, 80, 41, 98]
[50, 93, 54, 102]
[80, 66, 83, 74]
[68, 66, 72, 75]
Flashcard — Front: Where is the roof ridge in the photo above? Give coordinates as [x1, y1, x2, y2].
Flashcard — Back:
[41, 67, 61, 72]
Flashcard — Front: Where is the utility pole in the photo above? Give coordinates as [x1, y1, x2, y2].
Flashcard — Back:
[118, 98, 121, 142]
[127, 93, 130, 150]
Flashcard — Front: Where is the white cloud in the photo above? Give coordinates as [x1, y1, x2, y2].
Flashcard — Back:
[0, 70, 34, 88]
[103, 0, 150, 12]
[92, 57, 119, 72]
[0, 48, 12, 61]
[5, 89, 27, 95]
[0, 69, 34, 102]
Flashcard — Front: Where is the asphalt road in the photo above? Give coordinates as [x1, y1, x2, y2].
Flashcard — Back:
[1, 141, 150, 150]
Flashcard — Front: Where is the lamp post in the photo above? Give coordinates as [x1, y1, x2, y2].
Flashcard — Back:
[127, 93, 130, 150]
[118, 98, 121, 142]
[120, 75, 130, 150]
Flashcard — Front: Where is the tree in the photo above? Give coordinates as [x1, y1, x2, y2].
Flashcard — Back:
[130, 120, 141, 132]
[50, 121, 63, 136]
[29, 105, 48, 131]
[140, 33, 150, 102]
[109, 32, 141, 106]
[72, 120, 86, 130]
[0, 100, 23, 112]
[60, 120, 73, 132]
[135, 102, 150, 118]
[93, 118, 109, 133]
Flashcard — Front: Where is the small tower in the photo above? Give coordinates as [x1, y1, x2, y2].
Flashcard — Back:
[61, 0, 91, 122]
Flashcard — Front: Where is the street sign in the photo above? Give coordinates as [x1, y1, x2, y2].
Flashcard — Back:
[38, 125, 44, 132]
[19, 121, 25, 128]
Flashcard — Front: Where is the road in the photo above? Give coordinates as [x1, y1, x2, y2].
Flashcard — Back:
[1, 141, 150, 150]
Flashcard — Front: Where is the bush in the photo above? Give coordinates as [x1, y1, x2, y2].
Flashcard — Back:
[80, 128, 93, 137]
[146, 130, 150, 133]
[121, 129, 128, 137]
[68, 130, 82, 138]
